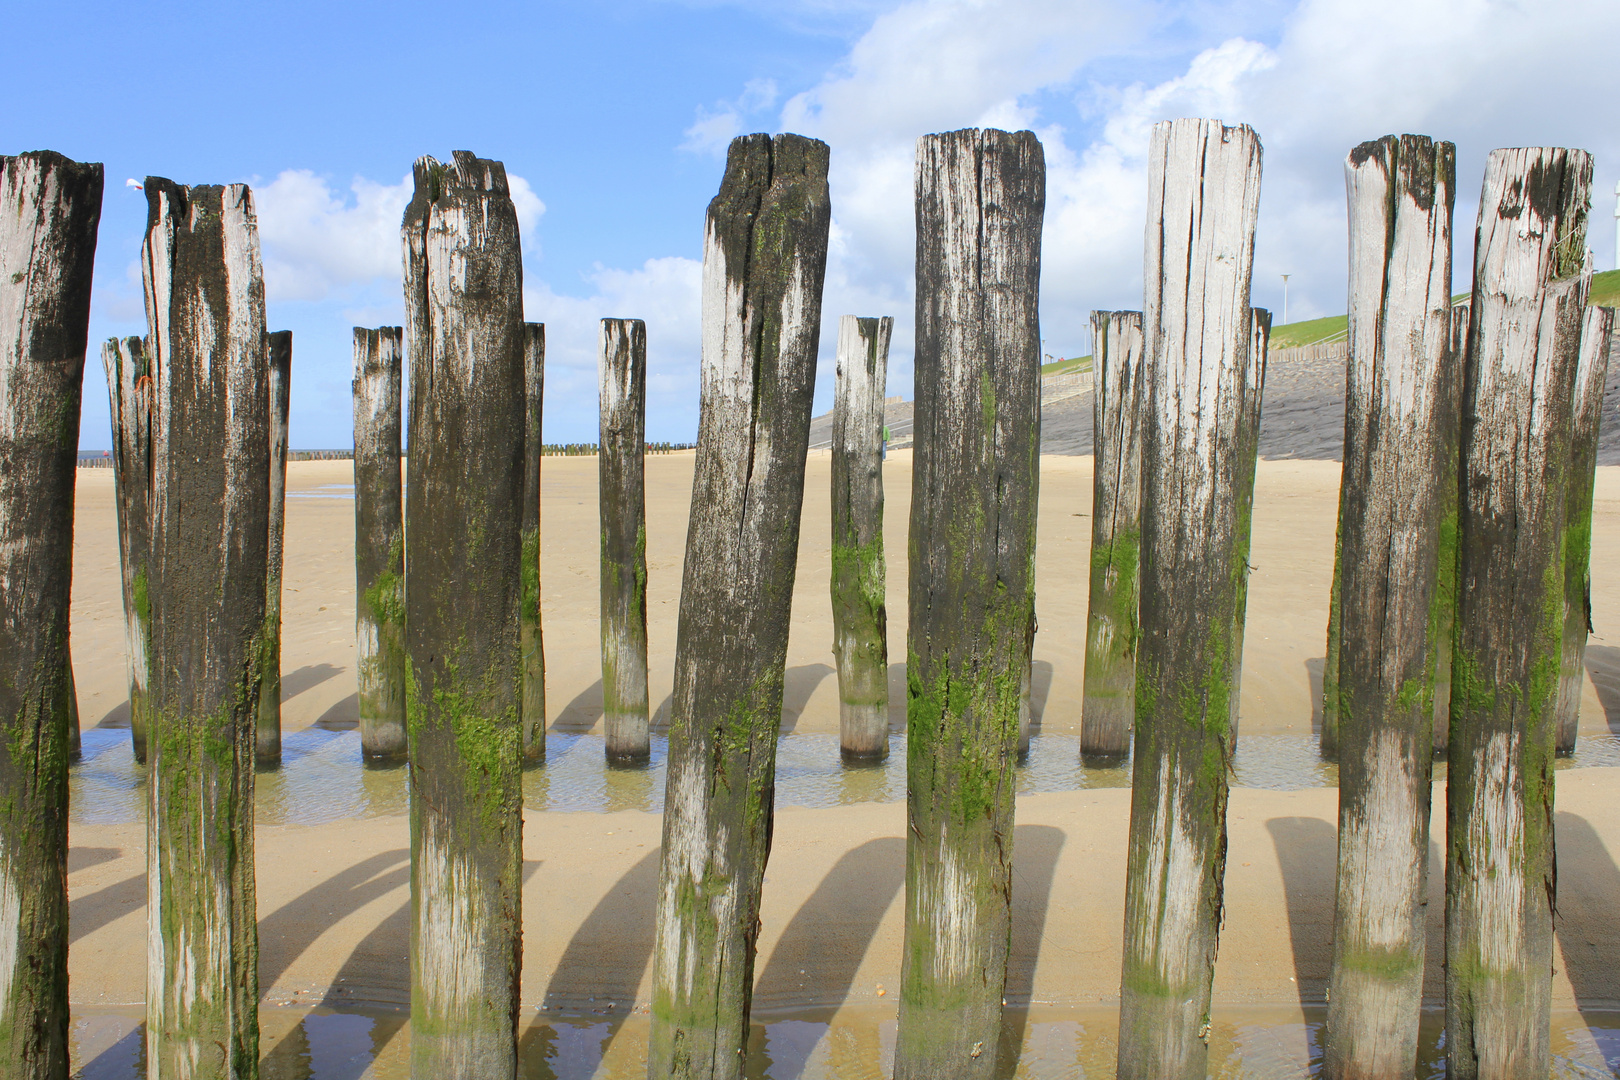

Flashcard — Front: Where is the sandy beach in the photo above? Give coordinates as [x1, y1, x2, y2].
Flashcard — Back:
[62, 447, 1620, 1070]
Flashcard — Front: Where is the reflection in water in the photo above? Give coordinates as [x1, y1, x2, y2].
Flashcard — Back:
[69, 725, 1620, 825]
[66, 1006, 1620, 1078]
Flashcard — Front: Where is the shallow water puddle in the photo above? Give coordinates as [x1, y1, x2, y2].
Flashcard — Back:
[67, 1006, 1620, 1078]
[70, 727, 1620, 824]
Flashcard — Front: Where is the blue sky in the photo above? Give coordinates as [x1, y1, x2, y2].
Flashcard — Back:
[6, 0, 1618, 449]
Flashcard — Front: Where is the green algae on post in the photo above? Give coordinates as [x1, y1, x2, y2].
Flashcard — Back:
[258, 329, 292, 766]
[599, 318, 650, 763]
[102, 335, 154, 764]
[402, 151, 526, 1077]
[1116, 118, 1262, 1080]
[142, 176, 269, 1079]
[522, 321, 548, 763]
[830, 314, 892, 760]
[894, 128, 1044, 1080]
[0, 149, 101, 1078]
[1323, 134, 1458, 1080]
[353, 327, 407, 761]
[1447, 145, 1592, 1080]
[649, 133, 831, 1080]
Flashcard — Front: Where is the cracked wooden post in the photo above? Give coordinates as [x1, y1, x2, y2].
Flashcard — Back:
[1227, 308, 1269, 738]
[402, 151, 525, 1076]
[353, 327, 407, 761]
[1116, 118, 1261, 1080]
[649, 132, 830, 1079]
[831, 314, 892, 761]
[1446, 146, 1592, 1080]
[1430, 304, 1468, 759]
[894, 127, 1044, 1080]
[521, 321, 547, 764]
[141, 176, 269, 1078]
[1555, 305, 1612, 755]
[1081, 311, 1144, 763]
[599, 318, 649, 763]
[1321, 134, 1458, 1079]
[103, 336, 154, 764]
[258, 329, 291, 766]
[0, 149, 101, 1079]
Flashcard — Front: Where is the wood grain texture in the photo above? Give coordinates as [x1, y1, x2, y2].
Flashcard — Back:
[1430, 306, 1468, 758]
[1081, 311, 1144, 761]
[102, 335, 153, 764]
[521, 322, 547, 764]
[650, 133, 830, 1080]
[352, 327, 406, 760]
[895, 127, 1044, 1080]
[830, 314, 892, 760]
[0, 149, 101, 1080]
[257, 330, 291, 766]
[141, 176, 268, 1080]
[1446, 146, 1592, 1080]
[1555, 304, 1612, 754]
[401, 151, 526, 1078]
[1117, 118, 1261, 1080]
[1321, 134, 1457, 1080]
[599, 318, 649, 762]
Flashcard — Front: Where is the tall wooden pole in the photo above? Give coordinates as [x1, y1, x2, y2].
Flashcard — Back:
[831, 314, 892, 761]
[1446, 146, 1592, 1080]
[649, 132, 830, 1080]
[599, 318, 649, 763]
[353, 327, 407, 761]
[402, 151, 525, 1077]
[895, 127, 1044, 1080]
[0, 149, 101, 1080]
[1081, 311, 1144, 763]
[1555, 305, 1613, 755]
[1321, 134, 1457, 1079]
[103, 336, 154, 764]
[521, 321, 547, 764]
[1116, 118, 1262, 1080]
[1228, 308, 1270, 737]
[258, 330, 291, 766]
[1430, 305, 1468, 758]
[142, 176, 268, 1079]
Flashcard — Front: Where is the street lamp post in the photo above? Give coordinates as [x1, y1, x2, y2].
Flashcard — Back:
[1281, 273, 1291, 325]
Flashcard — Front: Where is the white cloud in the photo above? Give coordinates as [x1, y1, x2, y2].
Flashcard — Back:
[682, 78, 781, 156]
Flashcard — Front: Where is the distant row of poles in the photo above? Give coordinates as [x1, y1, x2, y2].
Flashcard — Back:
[0, 120, 1610, 1080]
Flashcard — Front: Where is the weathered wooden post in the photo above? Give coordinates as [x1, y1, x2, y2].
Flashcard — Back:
[1556, 305, 1613, 755]
[0, 149, 101, 1079]
[521, 321, 547, 763]
[103, 336, 154, 763]
[1446, 146, 1592, 1080]
[831, 314, 892, 760]
[1082, 311, 1144, 762]
[649, 132, 830, 1079]
[1116, 118, 1262, 1080]
[894, 127, 1044, 1080]
[1320, 134, 1457, 1079]
[599, 318, 649, 763]
[402, 151, 525, 1076]
[142, 176, 269, 1078]
[258, 329, 291, 766]
[353, 327, 407, 760]
[1430, 305, 1468, 758]
[1227, 308, 1270, 735]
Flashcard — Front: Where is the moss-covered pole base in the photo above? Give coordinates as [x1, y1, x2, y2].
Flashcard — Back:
[402, 151, 525, 1078]
[1321, 134, 1458, 1080]
[0, 149, 101, 1079]
[257, 329, 291, 767]
[102, 335, 153, 764]
[831, 314, 892, 761]
[894, 127, 1044, 1080]
[649, 133, 830, 1080]
[521, 321, 547, 764]
[599, 318, 649, 763]
[142, 176, 268, 1080]
[1082, 311, 1144, 763]
[1446, 146, 1592, 1080]
[1116, 118, 1261, 1080]
[1556, 305, 1612, 755]
[353, 327, 407, 761]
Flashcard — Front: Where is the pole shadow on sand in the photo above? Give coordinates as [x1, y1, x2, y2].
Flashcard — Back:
[1554, 811, 1620, 1029]
[1265, 817, 1335, 1004]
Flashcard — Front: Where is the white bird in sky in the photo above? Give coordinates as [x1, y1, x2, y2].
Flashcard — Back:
[125, 178, 142, 191]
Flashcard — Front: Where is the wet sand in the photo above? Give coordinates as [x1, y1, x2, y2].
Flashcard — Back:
[63, 453, 1620, 1057]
